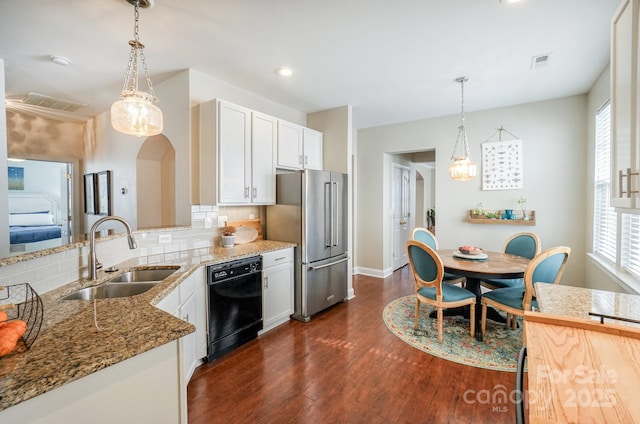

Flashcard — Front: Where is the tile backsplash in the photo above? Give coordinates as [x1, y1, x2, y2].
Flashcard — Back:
[190, 205, 263, 229]
[0, 205, 264, 295]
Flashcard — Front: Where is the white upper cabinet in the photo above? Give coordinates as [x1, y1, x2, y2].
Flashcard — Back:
[217, 100, 252, 204]
[251, 112, 277, 204]
[277, 120, 323, 170]
[303, 127, 323, 170]
[199, 99, 276, 205]
[611, 0, 640, 208]
[277, 120, 304, 169]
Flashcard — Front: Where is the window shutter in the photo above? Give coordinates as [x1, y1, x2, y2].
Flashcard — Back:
[622, 213, 640, 278]
[593, 100, 617, 263]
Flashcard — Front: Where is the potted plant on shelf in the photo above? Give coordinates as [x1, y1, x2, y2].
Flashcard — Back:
[517, 196, 528, 220]
[220, 225, 236, 247]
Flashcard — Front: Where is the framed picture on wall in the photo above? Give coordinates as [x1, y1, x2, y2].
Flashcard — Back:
[83, 173, 96, 214]
[481, 139, 523, 190]
[96, 170, 112, 216]
[8, 167, 24, 190]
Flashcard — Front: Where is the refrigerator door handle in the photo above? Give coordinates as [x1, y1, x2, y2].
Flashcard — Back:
[308, 256, 349, 271]
[324, 182, 332, 247]
[332, 181, 339, 247]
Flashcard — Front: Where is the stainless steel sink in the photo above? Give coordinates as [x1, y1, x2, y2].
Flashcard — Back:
[60, 267, 180, 301]
[60, 282, 159, 300]
[106, 267, 179, 283]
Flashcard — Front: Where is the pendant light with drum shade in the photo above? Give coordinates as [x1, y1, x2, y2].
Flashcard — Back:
[111, 0, 163, 137]
[448, 76, 477, 181]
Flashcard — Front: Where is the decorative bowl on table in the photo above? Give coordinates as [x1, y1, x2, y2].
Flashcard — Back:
[459, 245, 483, 255]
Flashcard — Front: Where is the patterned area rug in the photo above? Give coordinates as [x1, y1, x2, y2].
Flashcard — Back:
[383, 295, 523, 372]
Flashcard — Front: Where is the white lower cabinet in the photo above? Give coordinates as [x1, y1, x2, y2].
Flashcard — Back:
[261, 248, 294, 332]
[155, 267, 207, 423]
[0, 342, 181, 424]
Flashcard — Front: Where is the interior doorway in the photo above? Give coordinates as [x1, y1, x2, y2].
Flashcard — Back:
[6, 158, 72, 255]
[136, 135, 176, 229]
[388, 150, 435, 271]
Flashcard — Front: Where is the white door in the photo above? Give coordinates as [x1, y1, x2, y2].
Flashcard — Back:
[60, 164, 72, 243]
[392, 164, 410, 270]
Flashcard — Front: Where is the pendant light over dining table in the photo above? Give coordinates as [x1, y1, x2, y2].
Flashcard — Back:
[111, 0, 163, 137]
[448, 76, 477, 181]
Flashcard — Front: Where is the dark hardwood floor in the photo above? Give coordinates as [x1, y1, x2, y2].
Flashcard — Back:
[187, 265, 517, 423]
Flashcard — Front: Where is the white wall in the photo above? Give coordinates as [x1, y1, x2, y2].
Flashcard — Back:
[307, 106, 351, 174]
[189, 69, 306, 125]
[0, 59, 8, 259]
[356, 94, 588, 286]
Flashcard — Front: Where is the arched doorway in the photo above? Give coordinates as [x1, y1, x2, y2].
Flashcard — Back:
[136, 135, 176, 229]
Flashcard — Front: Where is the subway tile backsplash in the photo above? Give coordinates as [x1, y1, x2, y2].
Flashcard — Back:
[0, 205, 264, 295]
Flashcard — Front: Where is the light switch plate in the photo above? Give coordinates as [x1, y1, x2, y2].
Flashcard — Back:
[218, 216, 228, 228]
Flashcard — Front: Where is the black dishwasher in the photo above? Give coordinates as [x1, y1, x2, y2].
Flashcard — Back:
[206, 256, 263, 362]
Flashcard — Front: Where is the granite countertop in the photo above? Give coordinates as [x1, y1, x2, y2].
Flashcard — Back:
[534, 283, 640, 325]
[0, 240, 295, 412]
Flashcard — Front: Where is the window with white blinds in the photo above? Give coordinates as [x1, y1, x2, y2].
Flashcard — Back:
[621, 213, 640, 278]
[593, 100, 617, 263]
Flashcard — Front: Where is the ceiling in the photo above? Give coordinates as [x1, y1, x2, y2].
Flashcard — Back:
[0, 0, 620, 129]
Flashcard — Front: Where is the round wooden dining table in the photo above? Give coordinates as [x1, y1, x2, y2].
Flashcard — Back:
[436, 249, 531, 341]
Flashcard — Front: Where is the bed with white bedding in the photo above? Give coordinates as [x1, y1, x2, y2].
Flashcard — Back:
[8, 193, 62, 247]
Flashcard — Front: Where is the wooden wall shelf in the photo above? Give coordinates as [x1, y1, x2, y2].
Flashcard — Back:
[467, 210, 536, 226]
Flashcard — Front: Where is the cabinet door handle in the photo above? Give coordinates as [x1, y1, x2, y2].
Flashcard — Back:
[298, 155, 303, 165]
[274, 256, 286, 261]
[304, 155, 308, 165]
[253, 187, 257, 198]
[619, 169, 626, 197]
[264, 276, 269, 289]
[620, 168, 640, 198]
[183, 313, 190, 323]
[244, 186, 250, 198]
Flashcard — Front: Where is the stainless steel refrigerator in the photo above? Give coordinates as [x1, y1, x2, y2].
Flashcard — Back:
[266, 169, 349, 322]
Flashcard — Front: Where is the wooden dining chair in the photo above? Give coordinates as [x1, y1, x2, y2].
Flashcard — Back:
[481, 232, 541, 290]
[411, 227, 466, 286]
[406, 240, 476, 343]
[480, 246, 571, 344]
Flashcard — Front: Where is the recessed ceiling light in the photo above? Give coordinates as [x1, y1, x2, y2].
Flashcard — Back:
[500, 0, 522, 4]
[275, 66, 294, 77]
[50, 55, 71, 66]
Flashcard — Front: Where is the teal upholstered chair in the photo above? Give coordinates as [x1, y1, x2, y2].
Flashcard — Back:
[411, 227, 466, 287]
[481, 246, 571, 344]
[481, 232, 541, 290]
[406, 240, 476, 343]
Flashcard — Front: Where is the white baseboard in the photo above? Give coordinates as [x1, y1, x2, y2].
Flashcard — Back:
[353, 266, 393, 278]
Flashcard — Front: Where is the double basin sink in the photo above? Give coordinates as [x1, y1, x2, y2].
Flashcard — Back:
[61, 267, 179, 301]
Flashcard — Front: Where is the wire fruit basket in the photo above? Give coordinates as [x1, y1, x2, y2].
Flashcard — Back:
[0, 283, 43, 357]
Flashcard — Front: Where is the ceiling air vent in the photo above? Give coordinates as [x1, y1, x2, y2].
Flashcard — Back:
[21, 92, 86, 112]
[531, 53, 551, 70]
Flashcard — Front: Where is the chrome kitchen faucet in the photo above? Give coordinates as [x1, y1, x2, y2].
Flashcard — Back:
[88, 216, 137, 280]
